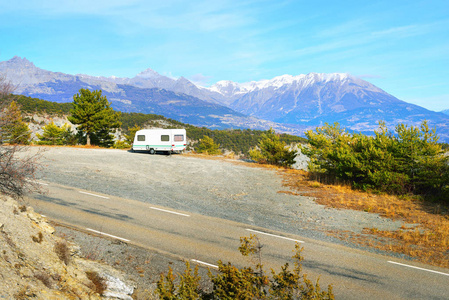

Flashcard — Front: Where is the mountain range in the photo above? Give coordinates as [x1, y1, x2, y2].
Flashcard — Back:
[1, 56, 448, 141]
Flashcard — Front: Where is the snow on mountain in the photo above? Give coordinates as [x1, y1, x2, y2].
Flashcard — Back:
[136, 67, 164, 79]
[441, 109, 449, 116]
[1, 56, 448, 141]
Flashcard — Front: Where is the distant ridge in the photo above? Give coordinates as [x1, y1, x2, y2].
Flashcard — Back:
[1, 56, 448, 141]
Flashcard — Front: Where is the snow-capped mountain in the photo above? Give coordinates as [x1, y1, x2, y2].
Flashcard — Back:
[1, 56, 448, 141]
[441, 109, 449, 116]
[217, 73, 396, 122]
[0, 57, 256, 129]
[206, 73, 449, 138]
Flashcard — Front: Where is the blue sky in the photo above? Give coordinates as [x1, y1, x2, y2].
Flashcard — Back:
[1, 0, 448, 111]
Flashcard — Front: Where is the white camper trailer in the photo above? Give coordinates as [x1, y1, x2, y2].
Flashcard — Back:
[132, 129, 187, 154]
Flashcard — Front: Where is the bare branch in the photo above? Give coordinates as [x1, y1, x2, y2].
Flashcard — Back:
[0, 145, 43, 199]
[0, 74, 16, 98]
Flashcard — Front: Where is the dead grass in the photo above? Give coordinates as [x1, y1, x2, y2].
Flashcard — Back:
[86, 271, 107, 295]
[279, 168, 449, 268]
[31, 232, 43, 243]
[54, 241, 71, 265]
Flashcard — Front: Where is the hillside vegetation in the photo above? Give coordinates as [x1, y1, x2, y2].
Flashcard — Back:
[302, 121, 449, 203]
[1, 94, 305, 156]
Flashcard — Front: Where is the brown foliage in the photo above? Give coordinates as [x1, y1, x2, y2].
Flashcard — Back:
[54, 241, 71, 265]
[86, 271, 107, 295]
[280, 168, 449, 268]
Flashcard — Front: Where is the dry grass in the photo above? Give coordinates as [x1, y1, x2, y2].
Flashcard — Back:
[54, 241, 71, 265]
[31, 232, 43, 243]
[278, 168, 449, 268]
[86, 271, 107, 295]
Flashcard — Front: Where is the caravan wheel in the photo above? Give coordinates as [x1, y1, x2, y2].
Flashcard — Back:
[149, 148, 155, 155]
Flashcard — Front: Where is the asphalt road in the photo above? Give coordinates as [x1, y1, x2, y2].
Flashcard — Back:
[26, 181, 449, 299]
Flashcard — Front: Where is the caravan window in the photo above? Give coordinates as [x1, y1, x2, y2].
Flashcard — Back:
[161, 135, 170, 142]
[174, 134, 184, 142]
[137, 135, 145, 141]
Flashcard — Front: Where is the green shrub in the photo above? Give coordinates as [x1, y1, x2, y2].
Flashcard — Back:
[36, 122, 77, 145]
[302, 121, 449, 202]
[249, 128, 297, 167]
[113, 140, 130, 149]
[125, 124, 141, 145]
[196, 135, 222, 155]
[156, 235, 334, 300]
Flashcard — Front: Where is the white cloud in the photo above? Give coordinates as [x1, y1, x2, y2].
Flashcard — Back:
[188, 73, 213, 86]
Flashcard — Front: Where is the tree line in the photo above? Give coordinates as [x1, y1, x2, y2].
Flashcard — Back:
[1, 92, 305, 155]
[2, 88, 448, 203]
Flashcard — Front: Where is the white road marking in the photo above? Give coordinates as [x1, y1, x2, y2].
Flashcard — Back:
[79, 191, 109, 199]
[86, 228, 130, 242]
[246, 229, 304, 243]
[150, 207, 190, 217]
[191, 259, 219, 269]
[388, 261, 449, 276]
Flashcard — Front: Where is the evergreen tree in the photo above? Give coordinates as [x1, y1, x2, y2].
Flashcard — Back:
[249, 128, 297, 167]
[60, 123, 77, 145]
[68, 89, 121, 146]
[196, 135, 222, 155]
[36, 121, 64, 145]
[302, 121, 449, 202]
[0, 101, 31, 145]
[125, 124, 141, 145]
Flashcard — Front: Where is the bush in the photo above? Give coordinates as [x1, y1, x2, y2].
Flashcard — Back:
[196, 135, 222, 155]
[54, 241, 71, 265]
[86, 271, 107, 295]
[302, 121, 449, 202]
[0, 145, 41, 199]
[113, 140, 130, 149]
[36, 122, 77, 146]
[156, 235, 334, 299]
[249, 128, 297, 167]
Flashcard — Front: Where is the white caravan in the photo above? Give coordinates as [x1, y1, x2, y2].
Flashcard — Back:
[132, 129, 187, 154]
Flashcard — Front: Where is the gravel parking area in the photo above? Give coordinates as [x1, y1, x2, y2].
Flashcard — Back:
[17, 146, 416, 298]
[31, 146, 404, 246]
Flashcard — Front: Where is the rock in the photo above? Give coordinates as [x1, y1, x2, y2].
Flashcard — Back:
[27, 210, 55, 234]
[102, 273, 134, 300]
[76, 259, 135, 299]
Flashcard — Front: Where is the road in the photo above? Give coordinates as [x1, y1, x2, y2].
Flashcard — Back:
[26, 180, 449, 299]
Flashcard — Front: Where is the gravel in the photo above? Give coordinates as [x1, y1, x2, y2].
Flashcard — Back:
[31, 146, 405, 248]
[19, 146, 416, 298]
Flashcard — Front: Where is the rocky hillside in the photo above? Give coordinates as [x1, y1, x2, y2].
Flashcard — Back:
[0, 195, 134, 299]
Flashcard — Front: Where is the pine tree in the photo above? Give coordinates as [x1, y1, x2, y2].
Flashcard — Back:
[196, 135, 222, 155]
[68, 89, 121, 146]
[249, 128, 297, 167]
[125, 124, 141, 145]
[0, 101, 31, 145]
[37, 121, 64, 145]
